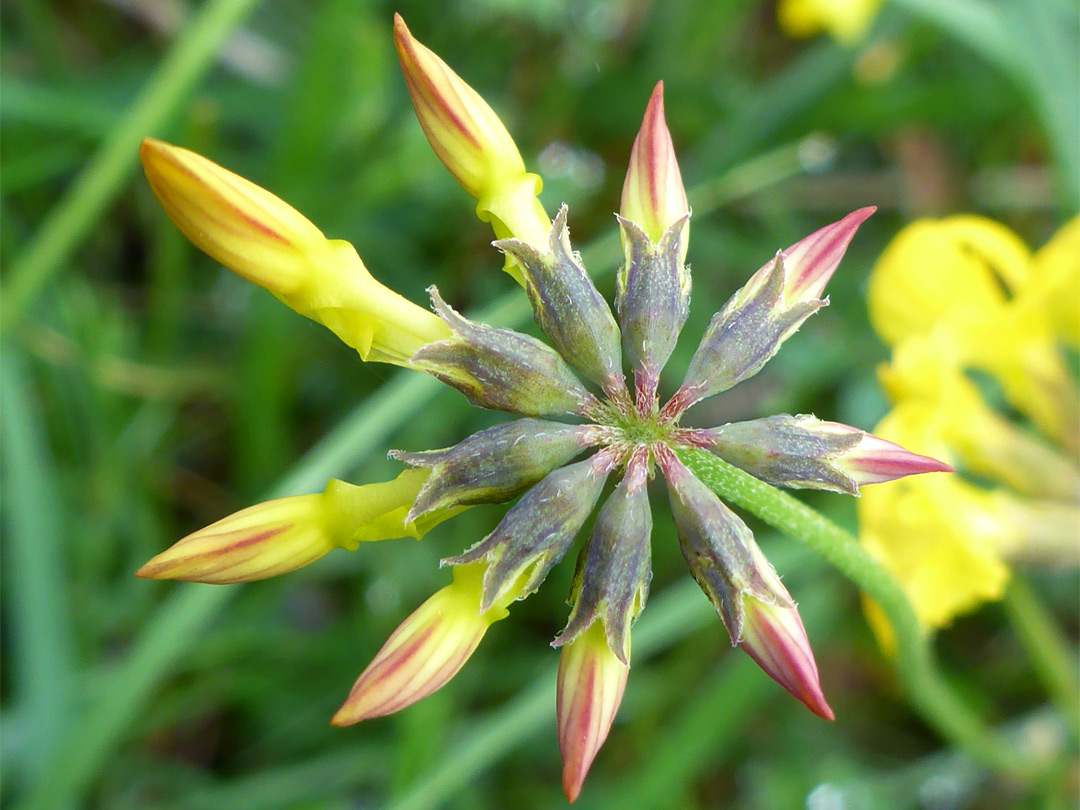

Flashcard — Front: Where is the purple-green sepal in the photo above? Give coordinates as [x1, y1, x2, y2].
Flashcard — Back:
[673, 253, 823, 411]
[393, 419, 599, 521]
[443, 455, 611, 612]
[656, 444, 792, 641]
[495, 206, 625, 395]
[411, 286, 596, 417]
[616, 214, 691, 398]
[554, 461, 652, 665]
[699, 414, 863, 495]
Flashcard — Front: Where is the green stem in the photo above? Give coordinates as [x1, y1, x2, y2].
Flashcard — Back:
[1, 0, 264, 333]
[676, 448, 1037, 781]
[1001, 576, 1080, 744]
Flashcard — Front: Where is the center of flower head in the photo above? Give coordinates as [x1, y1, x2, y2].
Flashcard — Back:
[596, 396, 678, 451]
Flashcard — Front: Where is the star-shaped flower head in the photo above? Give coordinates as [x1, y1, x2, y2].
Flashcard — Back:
[136, 15, 950, 803]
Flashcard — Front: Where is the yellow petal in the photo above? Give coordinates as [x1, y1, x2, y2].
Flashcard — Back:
[1030, 216, 1080, 348]
[858, 403, 1014, 632]
[868, 218, 1015, 346]
[939, 215, 1033, 294]
[140, 138, 448, 366]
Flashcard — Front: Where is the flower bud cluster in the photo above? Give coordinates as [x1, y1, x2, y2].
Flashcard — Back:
[136, 16, 953, 803]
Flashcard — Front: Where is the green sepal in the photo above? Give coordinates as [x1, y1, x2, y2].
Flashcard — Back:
[392, 418, 598, 522]
[495, 206, 624, 394]
[443, 456, 610, 612]
[410, 286, 596, 417]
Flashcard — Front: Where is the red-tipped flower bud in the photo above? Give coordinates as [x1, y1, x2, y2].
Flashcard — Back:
[331, 562, 508, 725]
[620, 82, 689, 245]
[556, 622, 629, 803]
[739, 593, 834, 720]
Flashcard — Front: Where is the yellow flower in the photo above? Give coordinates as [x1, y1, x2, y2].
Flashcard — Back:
[776, 0, 883, 45]
[860, 216, 1080, 642]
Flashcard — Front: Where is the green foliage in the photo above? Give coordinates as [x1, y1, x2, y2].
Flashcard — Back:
[1, 1, 1076, 808]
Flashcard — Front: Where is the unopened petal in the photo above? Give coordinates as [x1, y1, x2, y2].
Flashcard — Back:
[620, 82, 689, 245]
[739, 594, 833, 720]
[140, 138, 448, 366]
[557, 622, 629, 803]
[393, 13, 549, 262]
[136, 494, 332, 584]
[770, 207, 876, 303]
[331, 563, 506, 725]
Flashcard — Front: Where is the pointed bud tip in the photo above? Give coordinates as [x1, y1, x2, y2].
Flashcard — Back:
[781, 206, 878, 301]
[845, 433, 955, 486]
[557, 627, 629, 804]
[739, 596, 834, 721]
[644, 80, 665, 124]
[621, 80, 687, 242]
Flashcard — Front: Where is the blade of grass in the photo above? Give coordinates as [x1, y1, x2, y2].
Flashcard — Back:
[171, 742, 388, 810]
[1001, 577, 1080, 743]
[11, 367, 438, 810]
[1, 0, 265, 333]
[0, 348, 77, 786]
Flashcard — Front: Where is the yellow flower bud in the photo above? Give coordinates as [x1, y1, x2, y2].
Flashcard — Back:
[393, 14, 550, 277]
[136, 470, 458, 584]
[139, 138, 449, 365]
[331, 562, 509, 725]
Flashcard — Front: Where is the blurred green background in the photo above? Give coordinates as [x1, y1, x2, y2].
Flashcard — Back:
[2, 1, 1077, 808]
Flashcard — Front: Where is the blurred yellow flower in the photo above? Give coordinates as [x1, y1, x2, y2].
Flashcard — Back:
[777, 0, 883, 45]
[860, 216, 1080, 645]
